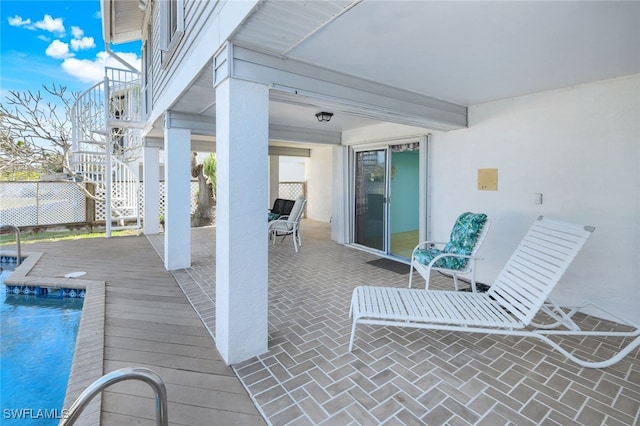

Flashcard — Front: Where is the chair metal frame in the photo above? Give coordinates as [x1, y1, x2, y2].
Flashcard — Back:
[409, 217, 491, 292]
[349, 216, 640, 368]
[268, 197, 306, 252]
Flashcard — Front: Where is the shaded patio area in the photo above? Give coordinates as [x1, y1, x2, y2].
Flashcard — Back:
[4, 220, 638, 425]
[149, 220, 639, 426]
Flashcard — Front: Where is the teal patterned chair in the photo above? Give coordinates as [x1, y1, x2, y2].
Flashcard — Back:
[409, 212, 490, 292]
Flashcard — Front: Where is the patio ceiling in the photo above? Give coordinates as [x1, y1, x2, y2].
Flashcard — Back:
[106, 0, 640, 140]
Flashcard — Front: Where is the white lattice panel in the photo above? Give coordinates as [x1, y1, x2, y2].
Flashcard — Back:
[0, 182, 85, 226]
[38, 182, 86, 225]
[95, 187, 107, 221]
[111, 181, 198, 221]
[279, 182, 306, 201]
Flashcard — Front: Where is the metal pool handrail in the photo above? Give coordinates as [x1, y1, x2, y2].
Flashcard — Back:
[60, 367, 168, 426]
[0, 225, 21, 266]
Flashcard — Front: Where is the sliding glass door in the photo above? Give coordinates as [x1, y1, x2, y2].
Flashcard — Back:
[353, 143, 420, 258]
[389, 147, 420, 258]
[354, 150, 387, 251]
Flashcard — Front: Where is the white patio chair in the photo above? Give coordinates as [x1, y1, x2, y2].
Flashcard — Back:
[409, 212, 490, 292]
[268, 196, 306, 252]
[349, 216, 640, 368]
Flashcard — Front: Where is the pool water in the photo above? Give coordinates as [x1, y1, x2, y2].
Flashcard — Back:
[1, 262, 83, 424]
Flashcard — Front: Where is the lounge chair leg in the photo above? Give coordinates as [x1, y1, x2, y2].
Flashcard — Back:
[470, 263, 478, 292]
[408, 266, 414, 288]
[349, 319, 358, 352]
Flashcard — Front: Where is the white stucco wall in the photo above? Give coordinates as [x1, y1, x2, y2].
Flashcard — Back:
[305, 146, 333, 223]
[279, 156, 306, 181]
[340, 74, 639, 324]
[429, 74, 639, 323]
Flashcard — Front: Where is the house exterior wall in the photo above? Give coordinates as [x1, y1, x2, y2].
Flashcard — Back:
[145, 1, 258, 121]
[431, 74, 639, 324]
[342, 74, 639, 324]
[149, 0, 212, 109]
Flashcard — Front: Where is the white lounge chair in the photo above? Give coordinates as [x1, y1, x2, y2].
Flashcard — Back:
[349, 216, 640, 368]
[268, 196, 306, 252]
[409, 212, 490, 292]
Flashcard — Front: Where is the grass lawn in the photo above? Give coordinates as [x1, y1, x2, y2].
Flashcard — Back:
[0, 229, 139, 245]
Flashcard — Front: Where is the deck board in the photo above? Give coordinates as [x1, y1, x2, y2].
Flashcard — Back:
[15, 235, 265, 425]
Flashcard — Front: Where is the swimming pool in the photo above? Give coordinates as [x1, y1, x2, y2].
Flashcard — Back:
[1, 261, 83, 424]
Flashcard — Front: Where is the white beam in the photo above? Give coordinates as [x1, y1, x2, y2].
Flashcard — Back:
[162, 111, 341, 145]
[269, 123, 340, 145]
[269, 146, 310, 157]
[227, 46, 467, 131]
[165, 111, 216, 136]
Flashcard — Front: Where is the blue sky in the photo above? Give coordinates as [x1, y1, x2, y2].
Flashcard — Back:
[0, 0, 141, 97]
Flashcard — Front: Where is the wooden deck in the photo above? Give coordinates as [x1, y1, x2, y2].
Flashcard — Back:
[10, 235, 264, 425]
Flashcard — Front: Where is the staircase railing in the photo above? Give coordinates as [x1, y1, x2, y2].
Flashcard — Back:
[0, 225, 21, 266]
[108, 155, 141, 232]
[106, 67, 143, 124]
[70, 67, 143, 236]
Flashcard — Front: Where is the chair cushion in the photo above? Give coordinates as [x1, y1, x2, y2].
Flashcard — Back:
[270, 198, 295, 216]
[268, 212, 281, 221]
[414, 247, 455, 268]
[415, 212, 487, 270]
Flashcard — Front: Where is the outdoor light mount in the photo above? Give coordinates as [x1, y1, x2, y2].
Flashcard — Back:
[315, 111, 334, 122]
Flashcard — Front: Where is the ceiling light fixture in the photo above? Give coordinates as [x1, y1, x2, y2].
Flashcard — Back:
[315, 111, 333, 122]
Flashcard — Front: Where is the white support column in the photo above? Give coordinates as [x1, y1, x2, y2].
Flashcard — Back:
[269, 155, 279, 207]
[143, 144, 161, 235]
[163, 125, 191, 270]
[215, 77, 269, 364]
[331, 146, 349, 244]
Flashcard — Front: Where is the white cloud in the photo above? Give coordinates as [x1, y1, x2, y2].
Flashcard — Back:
[71, 26, 84, 39]
[38, 35, 51, 42]
[61, 51, 141, 84]
[69, 26, 95, 50]
[45, 40, 73, 59]
[8, 15, 31, 27]
[71, 37, 95, 51]
[34, 14, 65, 35]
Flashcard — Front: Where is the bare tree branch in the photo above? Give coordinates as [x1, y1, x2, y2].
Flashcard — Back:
[0, 84, 76, 177]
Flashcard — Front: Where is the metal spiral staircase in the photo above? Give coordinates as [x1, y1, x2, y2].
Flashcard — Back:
[70, 67, 144, 236]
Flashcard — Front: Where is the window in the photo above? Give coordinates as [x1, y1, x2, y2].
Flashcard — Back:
[161, 0, 184, 66]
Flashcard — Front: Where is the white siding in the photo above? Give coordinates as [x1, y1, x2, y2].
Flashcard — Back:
[149, 0, 215, 110]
